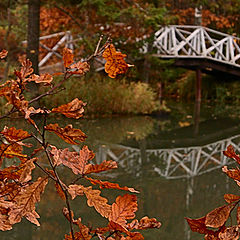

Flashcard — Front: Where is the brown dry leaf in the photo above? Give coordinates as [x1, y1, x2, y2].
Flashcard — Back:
[63, 48, 74, 68]
[237, 207, 240, 225]
[83, 186, 112, 218]
[68, 184, 85, 200]
[127, 216, 161, 230]
[108, 220, 129, 234]
[0, 199, 15, 231]
[218, 226, 239, 240]
[204, 233, 220, 240]
[18, 158, 36, 183]
[1, 126, 31, 143]
[52, 98, 86, 119]
[0, 50, 8, 59]
[85, 177, 139, 193]
[0, 143, 26, 161]
[224, 145, 240, 164]
[185, 217, 212, 234]
[27, 73, 53, 85]
[224, 194, 240, 204]
[50, 145, 94, 175]
[102, 44, 130, 78]
[15, 59, 33, 80]
[0, 182, 21, 201]
[205, 204, 235, 228]
[68, 61, 90, 75]
[109, 194, 138, 226]
[84, 160, 118, 175]
[55, 182, 66, 201]
[45, 123, 87, 145]
[8, 177, 48, 226]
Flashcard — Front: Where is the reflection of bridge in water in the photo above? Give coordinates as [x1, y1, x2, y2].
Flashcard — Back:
[91, 134, 240, 179]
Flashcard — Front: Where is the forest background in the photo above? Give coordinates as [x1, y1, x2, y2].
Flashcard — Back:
[1, 0, 240, 115]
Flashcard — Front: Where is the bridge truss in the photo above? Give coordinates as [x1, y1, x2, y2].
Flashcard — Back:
[153, 25, 240, 71]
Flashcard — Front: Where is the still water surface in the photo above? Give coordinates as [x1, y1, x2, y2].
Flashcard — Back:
[1, 102, 240, 240]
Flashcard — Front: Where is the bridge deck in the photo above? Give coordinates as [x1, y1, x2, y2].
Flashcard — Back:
[153, 25, 240, 77]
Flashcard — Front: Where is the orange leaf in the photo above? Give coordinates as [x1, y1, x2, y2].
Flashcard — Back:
[63, 48, 74, 68]
[222, 166, 240, 182]
[85, 177, 139, 193]
[0, 50, 8, 59]
[45, 123, 87, 145]
[205, 204, 235, 228]
[218, 226, 239, 240]
[1, 126, 31, 143]
[8, 177, 48, 226]
[127, 216, 161, 230]
[52, 98, 86, 119]
[102, 44, 130, 78]
[27, 73, 53, 85]
[108, 220, 129, 234]
[237, 207, 240, 225]
[68, 61, 90, 75]
[0, 199, 15, 231]
[223, 145, 240, 164]
[84, 160, 118, 175]
[55, 182, 66, 201]
[224, 194, 240, 204]
[68, 184, 85, 199]
[109, 194, 138, 226]
[50, 145, 94, 175]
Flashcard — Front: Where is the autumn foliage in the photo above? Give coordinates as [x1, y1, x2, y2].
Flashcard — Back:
[186, 145, 240, 239]
[0, 41, 160, 239]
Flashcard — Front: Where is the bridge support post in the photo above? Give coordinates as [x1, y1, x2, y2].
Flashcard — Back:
[196, 69, 202, 102]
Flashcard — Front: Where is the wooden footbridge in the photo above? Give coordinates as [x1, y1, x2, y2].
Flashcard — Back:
[153, 25, 240, 77]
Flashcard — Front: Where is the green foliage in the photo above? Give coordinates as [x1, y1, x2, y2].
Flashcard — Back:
[42, 76, 160, 116]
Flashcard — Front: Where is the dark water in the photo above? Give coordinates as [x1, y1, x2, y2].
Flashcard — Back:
[1, 102, 240, 239]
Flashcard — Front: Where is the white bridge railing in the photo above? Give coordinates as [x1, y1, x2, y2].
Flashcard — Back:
[153, 25, 240, 68]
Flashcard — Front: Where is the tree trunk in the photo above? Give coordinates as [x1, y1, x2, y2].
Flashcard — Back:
[27, 0, 40, 75]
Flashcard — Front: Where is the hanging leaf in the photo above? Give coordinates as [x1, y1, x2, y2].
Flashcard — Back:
[222, 166, 240, 182]
[102, 44, 130, 78]
[27, 73, 53, 85]
[63, 48, 74, 68]
[224, 194, 240, 204]
[50, 146, 94, 175]
[109, 194, 138, 226]
[52, 98, 86, 119]
[67, 61, 90, 75]
[83, 186, 112, 218]
[127, 216, 161, 230]
[0, 200, 15, 231]
[8, 177, 48, 226]
[55, 182, 66, 201]
[18, 158, 36, 183]
[84, 160, 118, 175]
[68, 184, 85, 200]
[1, 126, 31, 143]
[205, 204, 235, 228]
[85, 177, 139, 193]
[0, 50, 8, 59]
[223, 145, 240, 164]
[45, 123, 87, 145]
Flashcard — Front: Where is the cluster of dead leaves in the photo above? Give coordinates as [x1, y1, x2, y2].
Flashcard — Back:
[186, 145, 240, 239]
[0, 48, 160, 240]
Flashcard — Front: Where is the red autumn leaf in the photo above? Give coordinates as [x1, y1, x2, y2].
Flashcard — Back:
[15, 59, 33, 80]
[222, 166, 240, 182]
[63, 48, 74, 68]
[109, 194, 138, 226]
[224, 194, 240, 204]
[68, 184, 85, 200]
[223, 145, 240, 164]
[50, 145, 94, 175]
[52, 98, 86, 119]
[108, 220, 129, 234]
[67, 61, 90, 75]
[85, 177, 139, 193]
[0, 143, 26, 161]
[1, 126, 31, 143]
[218, 226, 239, 240]
[84, 160, 118, 175]
[55, 182, 66, 201]
[0, 50, 8, 59]
[205, 204, 235, 228]
[8, 177, 48, 226]
[27, 73, 53, 85]
[185, 216, 212, 234]
[45, 123, 87, 145]
[102, 44, 130, 78]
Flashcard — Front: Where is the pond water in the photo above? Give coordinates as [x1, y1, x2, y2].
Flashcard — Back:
[1, 101, 240, 240]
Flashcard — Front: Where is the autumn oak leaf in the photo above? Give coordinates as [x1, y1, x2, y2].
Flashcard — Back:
[84, 160, 118, 175]
[63, 48, 74, 68]
[109, 194, 138, 226]
[52, 98, 86, 119]
[0, 50, 8, 59]
[1, 126, 31, 143]
[223, 145, 240, 164]
[45, 123, 87, 145]
[102, 44, 131, 78]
